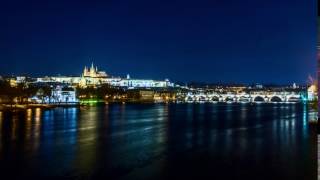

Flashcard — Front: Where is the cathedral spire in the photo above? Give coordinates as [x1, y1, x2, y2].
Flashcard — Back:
[90, 62, 95, 73]
[83, 66, 88, 76]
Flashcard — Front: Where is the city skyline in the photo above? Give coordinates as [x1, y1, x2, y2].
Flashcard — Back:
[0, 62, 311, 86]
[0, 0, 316, 84]
[0, 1, 317, 179]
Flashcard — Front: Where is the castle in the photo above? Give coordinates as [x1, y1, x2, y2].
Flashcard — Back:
[83, 62, 108, 78]
[35, 63, 174, 88]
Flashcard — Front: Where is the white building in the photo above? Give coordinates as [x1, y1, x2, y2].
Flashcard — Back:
[109, 77, 173, 89]
[307, 84, 317, 101]
[30, 86, 78, 104]
[50, 87, 78, 103]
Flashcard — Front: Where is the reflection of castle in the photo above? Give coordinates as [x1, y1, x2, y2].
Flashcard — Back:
[83, 62, 108, 78]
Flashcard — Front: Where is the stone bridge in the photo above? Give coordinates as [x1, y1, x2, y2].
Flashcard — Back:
[185, 92, 305, 103]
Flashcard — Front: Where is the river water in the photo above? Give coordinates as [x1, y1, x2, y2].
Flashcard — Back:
[0, 103, 317, 179]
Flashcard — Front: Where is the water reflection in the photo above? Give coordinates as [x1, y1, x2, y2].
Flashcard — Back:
[0, 111, 2, 152]
[0, 111, 3, 135]
[25, 109, 32, 140]
[155, 104, 168, 144]
[240, 104, 247, 121]
[0, 103, 316, 179]
[11, 114, 18, 141]
[32, 108, 41, 150]
[71, 106, 98, 176]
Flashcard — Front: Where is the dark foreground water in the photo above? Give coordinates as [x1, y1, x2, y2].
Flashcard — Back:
[0, 103, 317, 180]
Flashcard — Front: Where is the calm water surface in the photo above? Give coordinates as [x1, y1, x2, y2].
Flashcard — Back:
[0, 103, 317, 180]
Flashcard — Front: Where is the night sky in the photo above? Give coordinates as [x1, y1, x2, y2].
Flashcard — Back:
[0, 0, 317, 84]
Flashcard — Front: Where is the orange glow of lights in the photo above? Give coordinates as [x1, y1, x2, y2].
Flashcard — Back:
[35, 108, 41, 122]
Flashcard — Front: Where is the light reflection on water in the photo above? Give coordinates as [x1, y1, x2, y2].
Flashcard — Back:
[11, 114, 18, 141]
[0, 103, 316, 179]
[0, 111, 2, 134]
[0, 111, 2, 152]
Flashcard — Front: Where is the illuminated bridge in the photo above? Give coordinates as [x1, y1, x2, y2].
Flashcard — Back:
[184, 91, 306, 103]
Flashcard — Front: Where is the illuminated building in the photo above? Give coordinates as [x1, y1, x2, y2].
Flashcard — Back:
[35, 63, 174, 89]
[139, 90, 155, 101]
[107, 76, 173, 88]
[307, 84, 317, 101]
[9, 78, 17, 87]
[30, 86, 78, 104]
[50, 86, 78, 103]
[83, 62, 108, 78]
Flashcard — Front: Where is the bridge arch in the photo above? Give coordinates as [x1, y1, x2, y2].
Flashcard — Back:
[186, 96, 194, 101]
[253, 96, 265, 102]
[287, 96, 301, 102]
[224, 96, 234, 102]
[238, 96, 250, 103]
[211, 96, 219, 102]
[270, 96, 282, 102]
[198, 96, 206, 101]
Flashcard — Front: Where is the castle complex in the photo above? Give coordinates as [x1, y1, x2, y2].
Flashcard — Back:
[83, 63, 108, 78]
[35, 63, 174, 89]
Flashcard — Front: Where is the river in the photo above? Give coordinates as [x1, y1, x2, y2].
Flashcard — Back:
[0, 103, 317, 179]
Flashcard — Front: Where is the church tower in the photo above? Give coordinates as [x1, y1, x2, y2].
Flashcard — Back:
[82, 62, 107, 78]
[90, 62, 96, 77]
[83, 66, 88, 77]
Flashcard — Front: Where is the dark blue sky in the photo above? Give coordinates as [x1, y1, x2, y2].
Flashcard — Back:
[0, 0, 317, 84]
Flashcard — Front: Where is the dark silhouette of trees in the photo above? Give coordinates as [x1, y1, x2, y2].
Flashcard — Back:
[0, 80, 51, 105]
[76, 84, 126, 100]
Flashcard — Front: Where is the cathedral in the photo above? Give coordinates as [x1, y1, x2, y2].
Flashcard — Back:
[82, 63, 108, 78]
